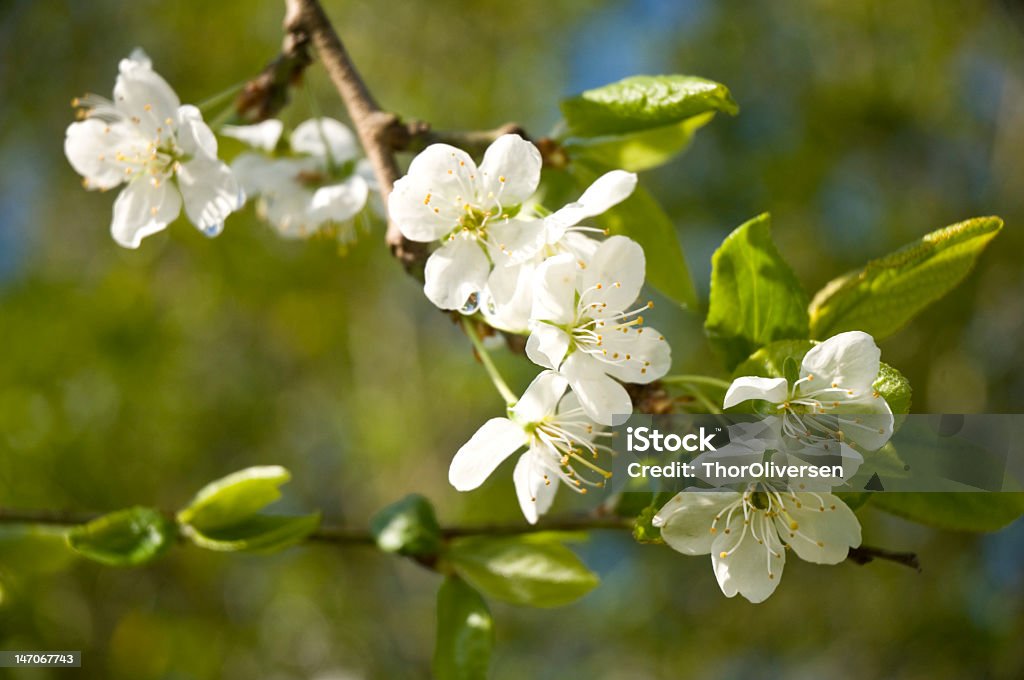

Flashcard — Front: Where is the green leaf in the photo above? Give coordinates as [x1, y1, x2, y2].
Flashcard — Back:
[434, 576, 494, 680]
[573, 164, 697, 308]
[872, 493, 1024, 532]
[809, 216, 1003, 340]
[632, 505, 665, 544]
[706, 214, 810, 370]
[446, 536, 599, 608]
[835, 492, 872, 511]
[848, 443, 912, 491]
[562, 113, 715, 172]
[370, 494, 442, 558]
[183, 513, 320, 553]
[873, 363, 912, 416]
[177, 465, 291, 531]
[732, 339, 815, 380]
[66, 507, 175, 567]
[560, 74, 738, 137]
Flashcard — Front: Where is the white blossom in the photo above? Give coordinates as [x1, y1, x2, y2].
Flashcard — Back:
[690, 416, 863, 491]
[526, 236, 670, 425]
[227, 118, 371, 241]
[654, 487, 861, 603]
[448, 371, 610, 523]
[64, 48, 243, 248]
[479, 170, 636, 333]
[388, 134, 542, 310]
[724, 331, 894, 452]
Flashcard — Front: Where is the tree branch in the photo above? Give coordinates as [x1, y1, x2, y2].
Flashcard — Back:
[0, 507, 920, 569]
[282, 0, 427, 272]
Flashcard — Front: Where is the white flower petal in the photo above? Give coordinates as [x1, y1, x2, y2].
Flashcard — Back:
[177, 158, 244, 237]
[221, 120, 284, 151]
[654, 492, 737, 555]
[525, 324, 571, 371]
[449, 417, 527, 491]
[423, 237, 489, 310]
[114, 49, 180, 129]
[175, 105, 218, 159]
[480, 261, 535, 333]
[513, 450, 558, 524]
[309, 176, 369, 223]
[356, 158, 379, 191]
[291, 118, 359, 163]
[837, 401, 894, 451]
[487, 219, 546, 266]
[263, 183, 318, 238]
[777, 492, 861, 565]
[531, 253, 578, 325]
[723, 376, 789, 409]
[559, 232, 601, 262]
[546, 170, 637, 242]
[800, 331, 881, 393]
[600, 325, 671, 384]
[64, 119, 128, 190]
[230, 154, 295, 195]
[477, 134, 541, 206]
[110, 178, 182, 248]
[711, 516, 785, 603]
[120, 48, 152, 71]
[561, 352, 632, 425]
[388, 174, 455, 242]
[581, 235, 645, 314]
[512, 371, 568, 424]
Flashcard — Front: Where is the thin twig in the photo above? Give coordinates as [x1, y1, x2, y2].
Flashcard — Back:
[0, 506, 919, 569]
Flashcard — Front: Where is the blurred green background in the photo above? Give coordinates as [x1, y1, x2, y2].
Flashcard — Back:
[2, 0, 1023, 677]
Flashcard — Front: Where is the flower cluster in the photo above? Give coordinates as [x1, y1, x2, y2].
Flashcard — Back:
[656, 330, 892, 602]
[64, 49, 378, 249]
[225, 117, 376, 243]
[388, 134, 671, 522]
[65, 49, 244, 248]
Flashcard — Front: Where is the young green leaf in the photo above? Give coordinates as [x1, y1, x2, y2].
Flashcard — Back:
[872, 493, 1024, 532]
[181, 513, 321, 553]
[809, 216, 1003, 340]
[370, 494, 443, 558]
[434, 576, 494, 680]
[873, 363, 912, 416]
[632, 505, 665, 544]
[560, 74, 738, 137]
[562, 112, 715, 172]
[177, 465, 291, 530]
[573, 163, 697, 308]
[732, 339, 815, 380]
[66, 507, 175, 567]
[446, 536, 599, 608]
[706, 214, 810, 370]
